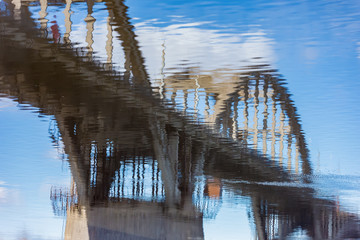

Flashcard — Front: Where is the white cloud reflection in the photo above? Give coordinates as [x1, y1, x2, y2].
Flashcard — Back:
[0, 97, 17, 111]
[0, 187, 7, 202]
[0, 181, 17, 204]
[134, 19, 276, 79]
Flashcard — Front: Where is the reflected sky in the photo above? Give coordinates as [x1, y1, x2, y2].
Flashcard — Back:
[125, 0, 360, 175]
[1, 0, 360, 239]
[24, 0, 360, 176]
[0, 98, 71, 240]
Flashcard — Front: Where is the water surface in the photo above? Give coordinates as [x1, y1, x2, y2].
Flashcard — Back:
[0, 0, 360, 239]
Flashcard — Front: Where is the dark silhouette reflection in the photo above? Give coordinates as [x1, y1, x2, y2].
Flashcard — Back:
[1, 0, 360, 239]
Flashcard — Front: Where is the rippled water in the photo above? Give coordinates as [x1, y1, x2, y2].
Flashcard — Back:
[1, 0, 360, 239]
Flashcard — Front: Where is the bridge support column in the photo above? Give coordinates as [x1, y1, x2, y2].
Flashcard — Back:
[149, 118, 180, 206]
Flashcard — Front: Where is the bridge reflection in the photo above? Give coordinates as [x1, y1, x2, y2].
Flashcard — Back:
[0, 0, 359, 239]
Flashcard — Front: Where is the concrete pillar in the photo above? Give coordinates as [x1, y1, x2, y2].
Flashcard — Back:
[85, 0, 96, 60]
[253, 79, 259, 149]
[279, 111, 285, 167]
[243, 84, 249, 145]
[271, 89, 277, 161]
[287, 135, 292, 172]
[232, 95, 238, 140]
[63, 0, 72, 44]
[262, 79, 269, 155]
[39, 0, 48, 30]
[105, 9, 114, 70]
[11, 0, 21, 20]
[194, 75, 200, 116]
[159, 42, 166, 99]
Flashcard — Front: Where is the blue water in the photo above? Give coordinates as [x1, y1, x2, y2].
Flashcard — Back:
[1, 0, 360, 239]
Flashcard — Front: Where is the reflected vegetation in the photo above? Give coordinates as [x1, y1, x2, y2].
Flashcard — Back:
[1, 0, 360, 239]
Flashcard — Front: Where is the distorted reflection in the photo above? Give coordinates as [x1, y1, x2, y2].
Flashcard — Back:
[0, 0, 360, 239]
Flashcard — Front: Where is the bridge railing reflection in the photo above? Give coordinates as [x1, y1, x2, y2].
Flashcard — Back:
[159, 70, 309, 176]
[19, 0, 309, 176]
